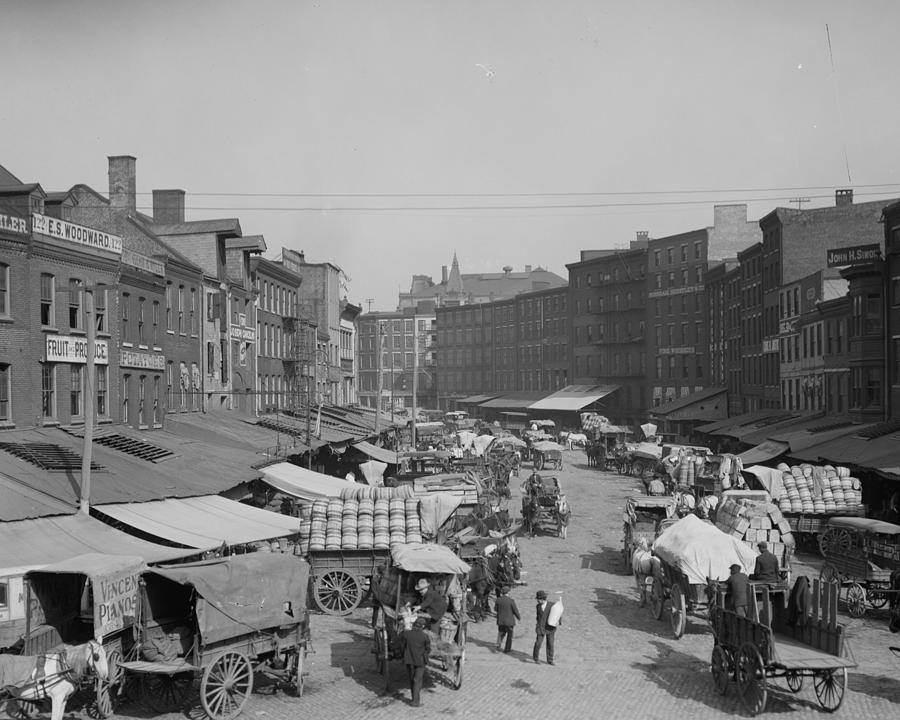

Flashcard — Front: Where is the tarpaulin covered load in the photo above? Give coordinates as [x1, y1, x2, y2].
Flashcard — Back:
[531, 441, 564, 452]
[652, 514, 758, 585]
[146, 554, 309, 646]
[417, 492, 463, 539]
[389, 542, 470, 575]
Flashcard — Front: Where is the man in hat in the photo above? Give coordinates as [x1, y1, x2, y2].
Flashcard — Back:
[752, 541, 780, 585]
[726, 563, 750, 617]
[401, 616, 431, 707]
[413, 578, 447, 628]
[495, 585, 520, 653]
[532, 590, 560, 664]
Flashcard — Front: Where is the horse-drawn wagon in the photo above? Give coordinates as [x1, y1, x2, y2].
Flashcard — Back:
[521, 473, 569, 538]
[529, 441, 564, 471]
[709, 576, 857, 715]
[818, 516, 900, 619]
[119, 553, 310, 720]
[371, 543, 469, 692]
[621, 495, 676, 573]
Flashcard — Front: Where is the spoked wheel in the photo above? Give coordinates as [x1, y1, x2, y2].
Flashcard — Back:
[736, 642, 768, 716]
[818, 528, 852, 557]
[12, 700, 37, 719]
[141, 672, 194, 713]
[670, 583, 686, 639]
[710, 644, 730, 695]
[649, 577, 665, 621]
[846, 582, 867, 618]
[785, 670, 803, 693]
[813, 667, 847, 713]
[535, 454, 545, 471]
[820, 564, 841, 586]
[282, 647, 306, 697]
[200, 651, 254, 720]
[93, 647, 123, 718]
[452, 626, 465, 690]
[867, 586, 889, 609]
[314, 570, 363, 615]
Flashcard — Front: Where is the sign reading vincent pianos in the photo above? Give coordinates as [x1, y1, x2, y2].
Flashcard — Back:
[94, 566, 141, 636]
[32, 212, 122, 254]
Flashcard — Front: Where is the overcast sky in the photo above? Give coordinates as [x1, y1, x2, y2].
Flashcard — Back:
[4, 1, 899, 311]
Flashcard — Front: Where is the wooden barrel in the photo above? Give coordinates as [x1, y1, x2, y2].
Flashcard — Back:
[358, 498, 375, 516]
[357, 529, 374, 549]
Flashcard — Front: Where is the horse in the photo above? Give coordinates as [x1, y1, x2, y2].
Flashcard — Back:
[466, 542, 522, 620]
[4, 640, 109, 720]
[554, 494, 571, 539]
[630, 538, 654, 606]
[521, 493, 542, 538]
[889, 569, 900, 634]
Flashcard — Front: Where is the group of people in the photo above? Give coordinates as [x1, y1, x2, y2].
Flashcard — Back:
[724, 540, 782, 617]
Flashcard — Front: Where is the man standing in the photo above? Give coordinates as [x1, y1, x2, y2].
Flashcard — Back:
[532, 590, 559, 664]
[495, 585, 520, 653]
[752, 541, 780, 585]
[726, 563, 750, 617]
[402, 617, 431, 707]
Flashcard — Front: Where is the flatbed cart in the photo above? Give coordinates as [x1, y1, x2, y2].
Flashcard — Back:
[307, 548, 391, 615]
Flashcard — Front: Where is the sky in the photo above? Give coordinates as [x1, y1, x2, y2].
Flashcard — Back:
[4, 0, 900, 311]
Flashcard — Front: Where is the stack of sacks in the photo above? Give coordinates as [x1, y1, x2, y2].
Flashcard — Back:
[715, 495, 795, 568]
[775, 462, 862, 514]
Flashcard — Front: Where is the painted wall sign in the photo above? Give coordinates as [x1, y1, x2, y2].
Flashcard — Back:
[0, 212, 27, 235]
[826, 244, 880, 268]
[32, 212, 122, 254]
[122, 248, 165, 276]
[45, 335, 109, 364]
[94, 568, 140, 637]
[120, 349, 166, 370]
[230, 325, 256, 342]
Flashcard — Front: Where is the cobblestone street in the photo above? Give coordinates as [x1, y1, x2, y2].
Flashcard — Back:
[15, 449, 900, 720]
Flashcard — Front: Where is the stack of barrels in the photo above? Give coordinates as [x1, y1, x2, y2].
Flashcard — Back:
[357, 497, 375, 549]
[775, 463, 862, 514]
[341, 498, 359, 550]
[297, 504, 313, 554]
[374, 497, 391, 549]
[389, 498, 407, 546]
[325, 498, 343, 550]
[405, 497, 422, 544]
[307, 498, 328, 552]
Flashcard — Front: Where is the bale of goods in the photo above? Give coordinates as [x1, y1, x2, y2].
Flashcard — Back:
[716, 494, 795, 569]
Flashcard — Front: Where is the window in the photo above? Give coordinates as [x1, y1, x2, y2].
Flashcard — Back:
[680, 245, 687, 262]
[177, 286, 185, 334]
[138, 297, 146, 345]
[95, 287, 106, 333]
[681, 269, 689, 285]
[121, 293, 131, 344]
[41, 364, 55, 418]
[667, 248, 673, 264]
[0, 581, 6, 609]
[139, 376, 146, 426]
[654, 250, 660, 267]
[152, 301, 160, 346]
[122, 374, 130, 423]
[70, 365, 83, 417]
[0, 364, 9, 420]
[668, 271, 675, 286]
[153, 377, 160, 423]
[190, 288, 197, 335]
[694, 242, 702, 259]
[40, 273, 55, 326]
[696, 266, 703, 283]
[68, 279, 82, 329]
[0, 263, 7, 315]
[655, 274, 662, 290]
[166, 284, 173, 330]
[96, 366, 107, 416]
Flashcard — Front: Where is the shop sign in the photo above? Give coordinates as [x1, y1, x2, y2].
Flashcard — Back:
[0, 211, 27, 235]
[122, 248, 165, 276]
[658, 346, 694, 355]
[762, 338, 779, 353]
[120, 349, 166, 370]
[94, 567, 140, 636]
[32, 212, 122, 254]
[230, 325, 256, 342]
[826, 244, 880, 268]
[778, 319, 797, 335]
[45, 335, 109, 364]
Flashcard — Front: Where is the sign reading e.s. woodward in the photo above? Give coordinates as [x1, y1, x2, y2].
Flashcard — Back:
[826, 244, 881, 268]
[94, 568, 141, 636]
[32, 212, 122, 255]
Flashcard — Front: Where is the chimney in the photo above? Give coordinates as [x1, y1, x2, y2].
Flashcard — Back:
[835, 189, 853, 207]
[636, 231, 649, 243]
[108, 155, 137, 214]
[441, 265, 448, 283]
[524, 265, 532, 273]
[152, 189, 185, 224]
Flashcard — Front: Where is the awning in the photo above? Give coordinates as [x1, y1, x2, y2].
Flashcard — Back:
[695, 410, 784, 435]
[456, 394, 496, 404]
[259, 462, 356, 501]
[352, 441, 399, 465]
[720, 413, 798, 440]
[528, 384, 619, 412]
[648, 387, 727, 421]
[94, 495, 301, 548]
[480, 392, 547, 410]
[737, 440, 790, 465]
[0, 513, 201, 571]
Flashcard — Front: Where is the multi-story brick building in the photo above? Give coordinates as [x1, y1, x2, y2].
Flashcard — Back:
[841, 259, 886, 423]
[881, 201, 900, 417]
[736, 242, 765, 411]
[705, 259, 738, 391]
[817, 293, 850, 415]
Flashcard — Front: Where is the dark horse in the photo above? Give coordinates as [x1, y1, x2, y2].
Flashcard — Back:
[467, 543, 522, 621]
[521, 493, 542, 537]
[890, 569, 900, 634]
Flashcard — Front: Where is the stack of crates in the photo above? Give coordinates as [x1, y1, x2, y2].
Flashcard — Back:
[715, 492, 795, 570]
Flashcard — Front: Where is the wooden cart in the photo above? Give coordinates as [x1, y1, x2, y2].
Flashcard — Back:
[307, 548, 391, 615]
[709, 577, 856, 715]
[818, 516, 900, 619]
[521, 473, 564, 537]
[530, 441, 564, 471]
[119, 554, 310, 720]
[621, 495, 676, 573]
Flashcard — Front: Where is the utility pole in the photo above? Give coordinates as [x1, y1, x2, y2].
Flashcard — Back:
[80, 287, 95, 515]
[375, 322, 383, 435]
[790, 197, 810, 210]
[412, 322, 418, 449]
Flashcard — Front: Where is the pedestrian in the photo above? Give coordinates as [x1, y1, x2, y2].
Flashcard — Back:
[495, 585, 520, 653]
[751, 541, 780, 585]
[726, 563, 750, 618]
[401, 616, 431, 707]
[532, 589, 560, 664]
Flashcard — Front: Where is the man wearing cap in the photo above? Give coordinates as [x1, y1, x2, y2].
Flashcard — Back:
[413, 578, 447, 628]
[401, 616, 431, 707]
[752, 541, 780, 585]
[726, 563, 750, 617]
[532, 590, 560, 664]
[495, 585, 520, 653]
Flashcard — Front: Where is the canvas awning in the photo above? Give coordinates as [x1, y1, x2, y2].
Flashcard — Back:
[457, 394, 496, 404]
[737, 440, 790, 465]
[94, 495, 301, 548]
[528, 384, 619, 412]
[259, 462, 356, 501]
[695, 410, 784, 435]
[479, 392, 547, 410]
[352, 441, 398, 464]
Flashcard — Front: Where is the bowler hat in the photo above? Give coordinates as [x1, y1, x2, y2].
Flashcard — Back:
[757, 541, 768, 550]
[415, 578, 430, 591]
[730, 563, 742, 572]
[535, 590, 548, 600]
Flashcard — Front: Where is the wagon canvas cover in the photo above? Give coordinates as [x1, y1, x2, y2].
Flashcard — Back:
[652, 515, 757, 585]
[148, 554, 309, 645]
[390, 543, 470, 575]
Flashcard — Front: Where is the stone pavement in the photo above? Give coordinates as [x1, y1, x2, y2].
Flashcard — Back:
[10, 450, 899, 720]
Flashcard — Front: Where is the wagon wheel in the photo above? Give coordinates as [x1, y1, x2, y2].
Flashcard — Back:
[535, 454, 545, 471]
[649, 576, 665, 621]
[314, 570, 363, 615]
[819, 563, 841, 586]
[818, 528, 852, 557]
[736, 642, 767, 716]
[141, 672, 194, 713]
[785, 670, 803, 693]
[373, 627, 390, 692]
[93, 647, 123, 718]
[452, 625, 465, 690]
[813, 667, 847, 713]
[670, 583, 687, 639]
[200, 651, 254, 720]
[12, 700, 36, 719]
[282, 645, 306, 697]
[866, 586, 889, 609]
[710, 644, 730, 695]
[845, 582, 867, 618]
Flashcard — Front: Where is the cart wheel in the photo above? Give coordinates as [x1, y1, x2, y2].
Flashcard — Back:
[314, 570, 363, 615]
[13, 700, 36, 719]
[200, 651, 254, 720]
[649, 577, 665, 621]
[93, 647, 123, 718]
[785, 670, 803, 693]
[818, 528, 852, 556]
[710, 644, 730, 695]
[535, 455, 544, 471]
[373, 627, 390, 692]
[736, 642, 767, 716]
[819, 564, 841, 586]
[281, 646, 305, 697]
[813, 667, 847, 713]
[846, 582, 866, 618]
[452, 626, 465, 690]
[670, 583, 686, 639]
[867, 586, 889, 609]
[141, 672, 194, 713]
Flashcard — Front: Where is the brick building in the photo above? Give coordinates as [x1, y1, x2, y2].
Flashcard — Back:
[736, 242, 765, 411]
[881, 201, 900, 417]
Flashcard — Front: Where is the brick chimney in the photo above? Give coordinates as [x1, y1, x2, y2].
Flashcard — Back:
[108, 155, 137, 214]
[835, 189, 853, 207]
[152, 189, 185, 224]
[525, 265, 532, 273]
[441, 265, 448, 283]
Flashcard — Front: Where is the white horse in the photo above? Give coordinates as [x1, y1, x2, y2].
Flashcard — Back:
[4, 640, 108, 720]
[554, 495, 571, 539]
